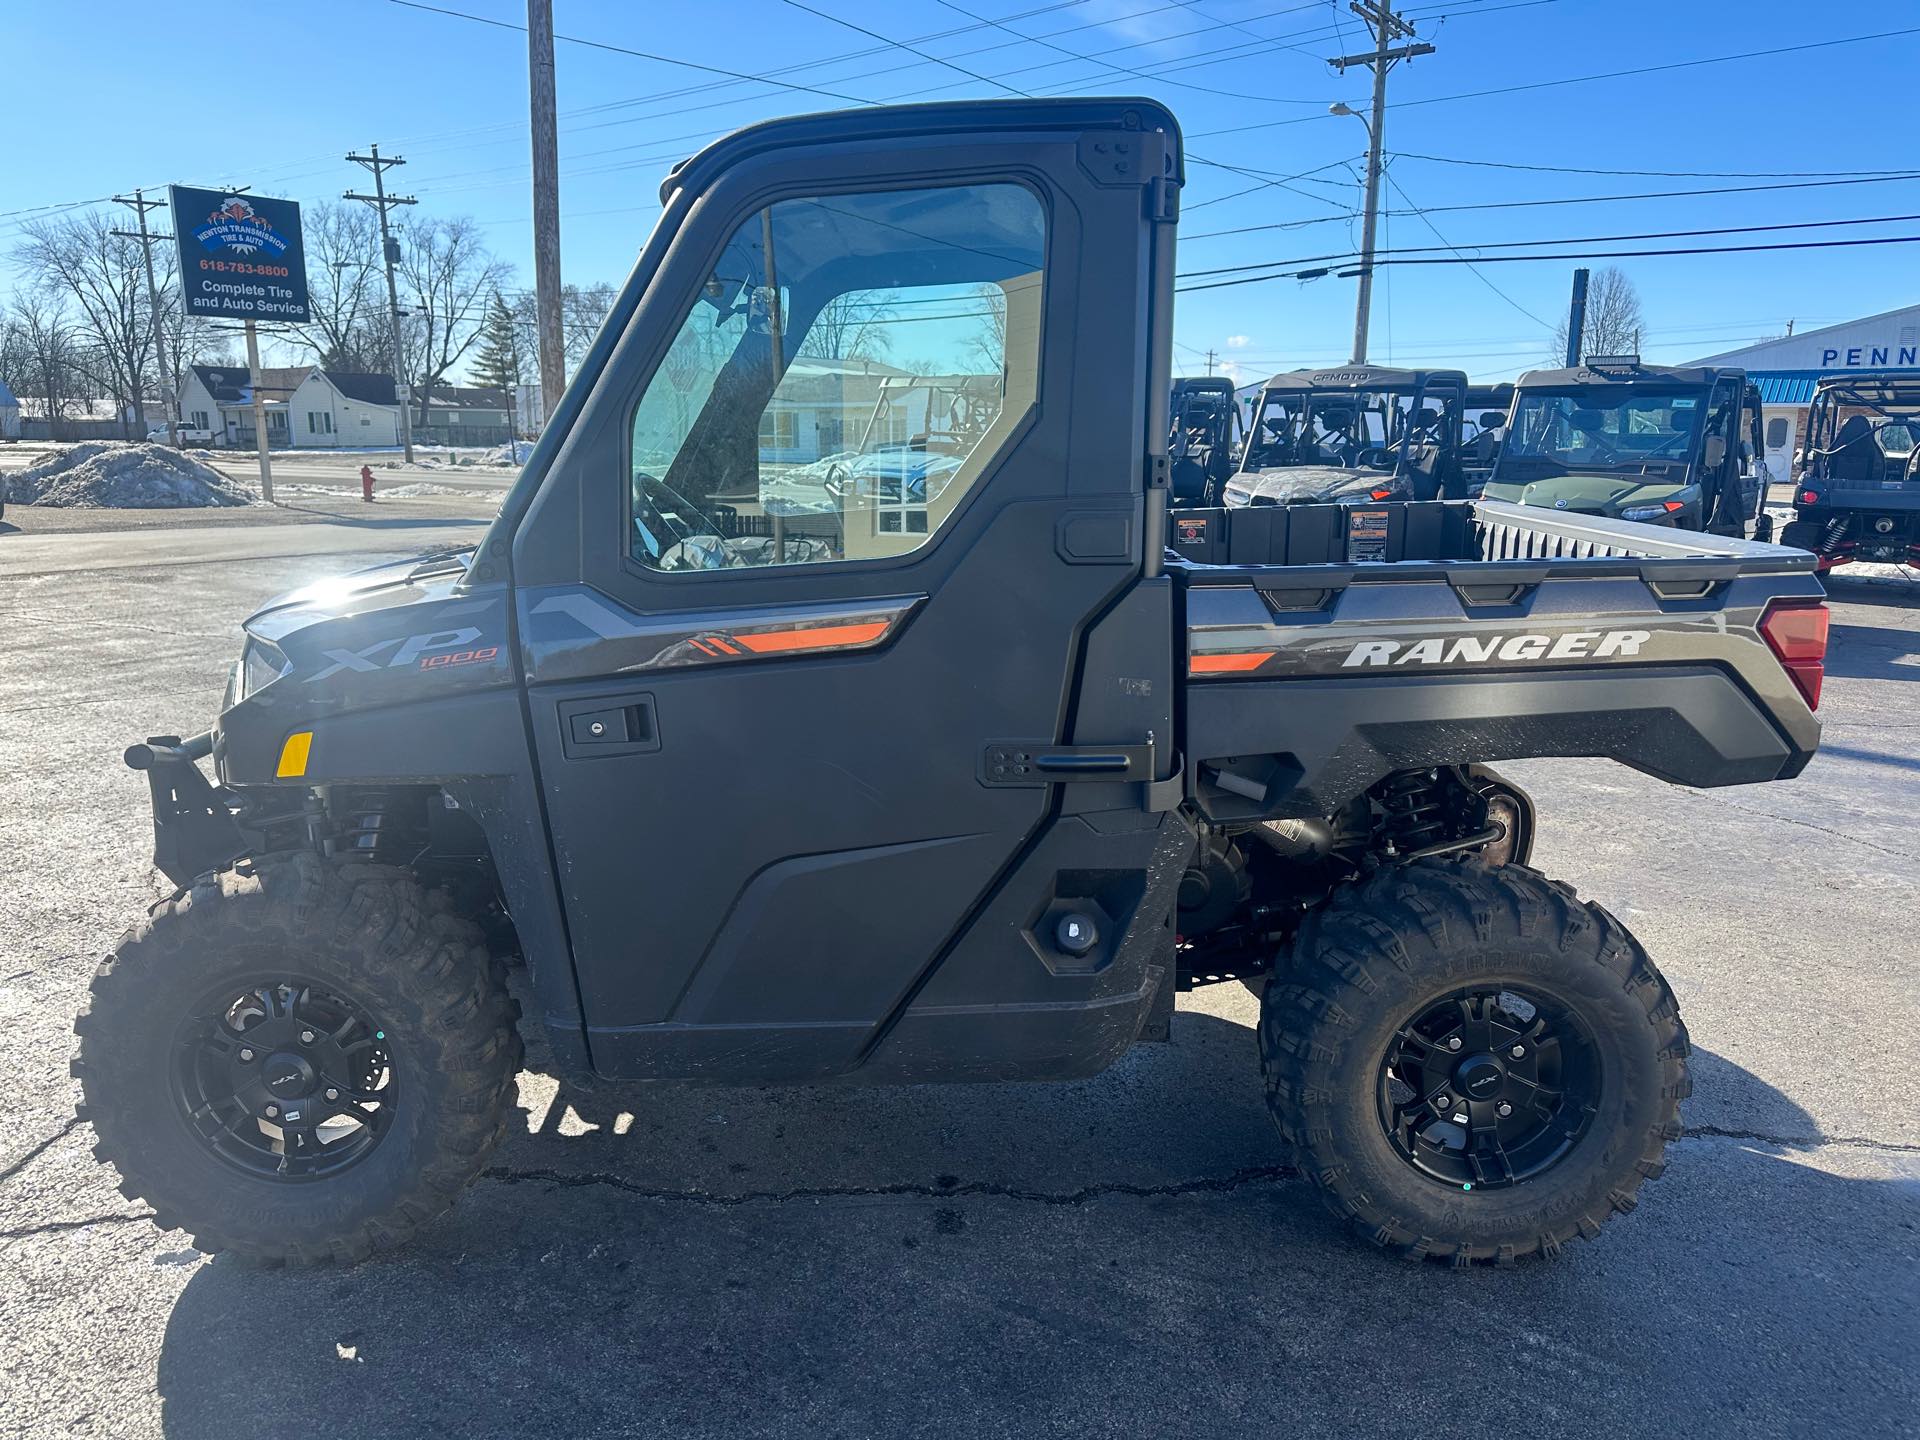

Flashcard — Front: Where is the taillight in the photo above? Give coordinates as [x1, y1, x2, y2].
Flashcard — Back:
[1759, 599, 1829, 711]
[1799, 489, 1820, 505]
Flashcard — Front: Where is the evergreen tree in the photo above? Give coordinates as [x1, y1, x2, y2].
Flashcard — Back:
[470, 291, 524, 397]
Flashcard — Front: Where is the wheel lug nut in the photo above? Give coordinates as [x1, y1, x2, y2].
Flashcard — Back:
[264, 1104, 280, 1119]
[299, 1030, 316, 1045]
[1496, 1101, 1513, 1118]
[1509, 1044, 1525, 1059]
[238, 1047, 255, 1062]
[324, 1088, 339, 1102]
[1446, 1036, 1463, 1051]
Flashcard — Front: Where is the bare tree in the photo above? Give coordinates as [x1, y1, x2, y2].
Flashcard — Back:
[287, 202, 386, 370]
[15, 210, 162, 432]
[797, 291, 896, 364]
[561, 281, 618, 375]
[1552, 265, 1645, 363]
[393, 215, 512, 409]
[3, 292, 82, 429]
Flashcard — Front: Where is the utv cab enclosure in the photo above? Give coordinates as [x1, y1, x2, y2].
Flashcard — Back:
[1483, 358, 1770, 538]
[81, 99, 1829, 1271]
[1225, 366, 1469, 507]
[1782, 371, 1920, 568]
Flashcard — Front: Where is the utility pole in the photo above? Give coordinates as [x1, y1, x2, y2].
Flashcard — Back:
[1205, 348, 1218, 375]
[346, 144, 419, 462]
[111, 189, 178, 446]
[1564, 267, 1591, 367]
[528, 0, 565, 425]
[1329, 2, 1433, 366]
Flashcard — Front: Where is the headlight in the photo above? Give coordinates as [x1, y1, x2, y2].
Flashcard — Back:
[237, 637, 291, 699]
[1222, 483, 1251, 508]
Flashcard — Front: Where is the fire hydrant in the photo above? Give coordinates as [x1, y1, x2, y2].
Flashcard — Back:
[360, 464, 375, 503]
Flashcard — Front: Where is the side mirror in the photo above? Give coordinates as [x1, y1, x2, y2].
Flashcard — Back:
[1702, 435, 1727, 470]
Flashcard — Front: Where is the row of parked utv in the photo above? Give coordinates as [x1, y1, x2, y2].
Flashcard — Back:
[1170, 361, 1920, 569]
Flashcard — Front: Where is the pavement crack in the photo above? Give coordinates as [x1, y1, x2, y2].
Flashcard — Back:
[1680, 1125, 1920, 1153]
[0, 1211, 154, 1241]
[479, 1164, 1296, 1207]
[0, 1116, 84, 1187]
[1678, 792, 1913, 861]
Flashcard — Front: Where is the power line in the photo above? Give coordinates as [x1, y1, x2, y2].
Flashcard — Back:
[777, 0, 1029, 98]
[1179, 209, 1920, 277]
[1388, 150, 1920, 181]
[1180, 170, 1920, 241]
[1192, 24, 1920, 137]
[1379, 170, 1553, 330]
[1176, 231, 1920, 293]
[387, 0, 883, 106]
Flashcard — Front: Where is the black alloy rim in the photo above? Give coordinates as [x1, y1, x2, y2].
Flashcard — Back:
[1377, 985, 1601, 1191]
[169, 977, 397, 1181]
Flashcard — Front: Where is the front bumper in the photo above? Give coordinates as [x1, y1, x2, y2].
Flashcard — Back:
[125, 732, 247, 889]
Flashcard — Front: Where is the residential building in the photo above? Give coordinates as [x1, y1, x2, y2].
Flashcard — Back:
[0, 378, 19, 440]
[413, 384, 514, 446]
[180, 364, 311, 448]
[286, 370, 402, 447]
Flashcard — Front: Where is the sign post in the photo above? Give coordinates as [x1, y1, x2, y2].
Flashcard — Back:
[169, 187, 310, 504]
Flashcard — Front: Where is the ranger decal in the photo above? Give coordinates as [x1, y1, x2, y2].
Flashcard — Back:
[1341, 630, 1652, 667]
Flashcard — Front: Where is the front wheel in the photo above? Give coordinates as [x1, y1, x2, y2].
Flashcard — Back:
[74, 854, 522, 1265]
[1261, 859, 1688, 1265]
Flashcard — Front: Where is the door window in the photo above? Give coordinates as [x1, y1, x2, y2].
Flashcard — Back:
[1765, 417, 1788, 449]
[627, 182, 1046, 572]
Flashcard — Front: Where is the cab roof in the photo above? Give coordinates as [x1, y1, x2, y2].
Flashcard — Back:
[1516, 362, 1745, 389]
[1260, 365, 1468, 392]
[1810, 371, 1920, 408]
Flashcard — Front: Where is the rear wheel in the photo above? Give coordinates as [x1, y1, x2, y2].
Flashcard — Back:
[74, 854, 522, 1265]
[1260, 859, 1688, 1265]
[1779, 518, 1825, 554]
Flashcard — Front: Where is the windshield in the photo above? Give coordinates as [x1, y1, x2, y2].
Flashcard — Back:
[1505, 387, 1705, 468]
[1244, 386, 1454, 469]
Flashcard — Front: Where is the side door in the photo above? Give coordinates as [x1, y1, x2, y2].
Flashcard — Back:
[509, 102, 1182, 1081]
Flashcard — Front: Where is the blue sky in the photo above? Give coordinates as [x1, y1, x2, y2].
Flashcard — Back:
[6, 0, 1918, 383]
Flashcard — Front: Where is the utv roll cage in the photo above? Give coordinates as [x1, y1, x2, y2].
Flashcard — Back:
[1168, 376, 1243, 504]
[1799, 372, 1920, 485]
[1239, 365, 1469, 498]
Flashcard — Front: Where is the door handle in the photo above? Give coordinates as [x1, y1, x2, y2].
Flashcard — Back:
[557, 695, 660, 759]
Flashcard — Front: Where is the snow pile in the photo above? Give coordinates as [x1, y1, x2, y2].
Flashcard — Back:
[7, 442, 257, 508]
[482, 439, 535, 467]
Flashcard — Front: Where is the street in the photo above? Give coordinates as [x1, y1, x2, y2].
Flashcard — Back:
[1, 509, 1916, 1440]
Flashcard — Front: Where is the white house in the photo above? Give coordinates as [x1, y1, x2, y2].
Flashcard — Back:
[285, 370, 402, 447]
[180, 364, 311, 448]
[0, 378, 20, 440]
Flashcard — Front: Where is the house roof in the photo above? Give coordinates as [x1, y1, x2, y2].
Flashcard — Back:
[191, 364, 311, 404]
[322, 371, 399, 406]
[416, 384, 511, 410]
[0, 378, 19, 408]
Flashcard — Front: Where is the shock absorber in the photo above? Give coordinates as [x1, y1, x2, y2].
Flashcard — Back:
[1819, 515, 1849, 556]
[1373, 771, 1453, 858]
[329, 788, 423, 863]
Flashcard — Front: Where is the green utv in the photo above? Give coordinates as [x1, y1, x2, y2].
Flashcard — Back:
[76, 99, 1828, 1269]
[1482, 358, 1772, 539]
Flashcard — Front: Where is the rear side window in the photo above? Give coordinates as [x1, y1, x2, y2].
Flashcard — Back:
[627, 183, 1046, 572]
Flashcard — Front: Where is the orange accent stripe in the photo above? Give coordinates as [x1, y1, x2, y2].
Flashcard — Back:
[731, 620, 891, 655]
[1189, 650, 1275, 675]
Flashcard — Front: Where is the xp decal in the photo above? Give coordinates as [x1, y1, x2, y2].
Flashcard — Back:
[308, 627, 491, 681]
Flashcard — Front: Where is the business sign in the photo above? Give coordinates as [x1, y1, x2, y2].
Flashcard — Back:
[1819, 343, 1920, 369]
[169, 185, 310, 323]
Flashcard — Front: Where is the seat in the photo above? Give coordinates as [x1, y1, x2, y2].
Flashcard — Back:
[1826, 414, 1879, 485]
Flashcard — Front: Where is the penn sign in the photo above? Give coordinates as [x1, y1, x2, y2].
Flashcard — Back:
[169, 185, 311, 323]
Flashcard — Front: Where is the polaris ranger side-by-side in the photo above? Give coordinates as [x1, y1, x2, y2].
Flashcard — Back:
[1482, 358, 1771, 538]
[1781, 371, 1920, 568]
[1223, 366, 1470, 507]
[77, 99, 1829, 1269]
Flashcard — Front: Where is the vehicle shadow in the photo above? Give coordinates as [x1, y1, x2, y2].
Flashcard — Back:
[153, 1018, 1918, 1439]
[1824, 621, 1919, 684]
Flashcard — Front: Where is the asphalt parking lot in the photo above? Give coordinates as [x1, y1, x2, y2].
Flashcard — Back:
[1, 510, 1915, 1439]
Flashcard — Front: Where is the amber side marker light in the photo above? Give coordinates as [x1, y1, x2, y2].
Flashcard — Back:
[1758, 600, 1829, 711]
[1190, 651, 1275, 675]
[276, 730, 314, 778]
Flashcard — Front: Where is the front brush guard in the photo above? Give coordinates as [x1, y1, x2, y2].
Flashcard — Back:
[124, 733, 247, 889]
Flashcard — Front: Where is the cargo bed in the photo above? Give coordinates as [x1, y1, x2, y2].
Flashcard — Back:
[1167, 499, 1825, 822]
